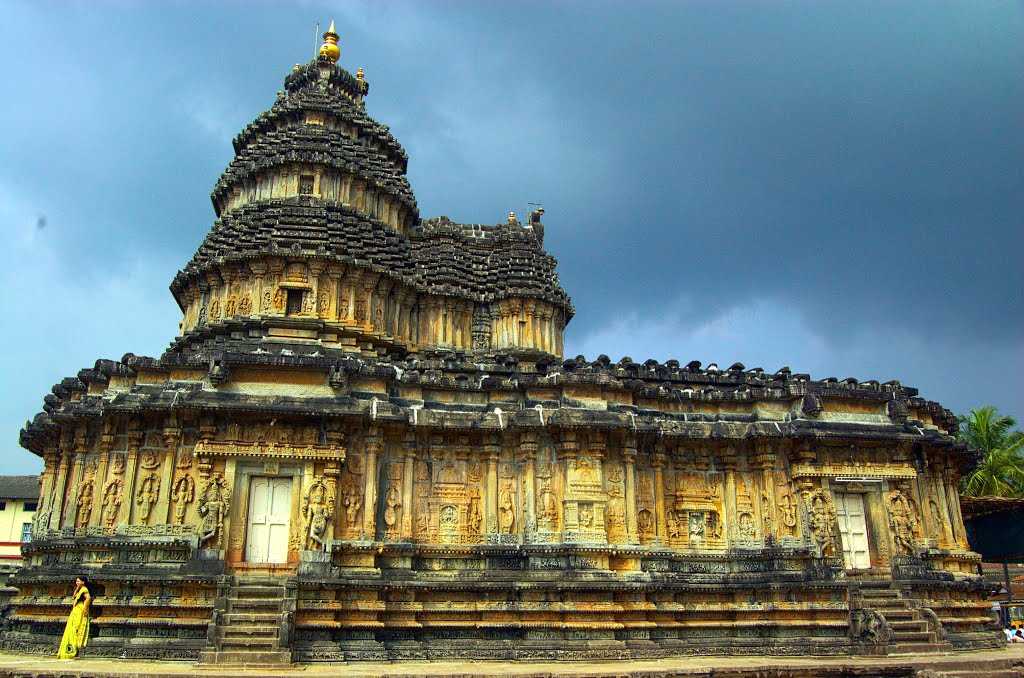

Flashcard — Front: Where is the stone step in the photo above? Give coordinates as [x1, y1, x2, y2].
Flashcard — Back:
[221, 635, 280, 649]
[888, 641, 951, 654]
[199, 649, 292, 665]
[229, 597, 283, 610]
[891, 630, 936, 643]
[889, 619, 929, 632]
[225, 611, 279, 624]
[861, 588, 901, 598]
[878, 608, 917, 620]
[222, 624, 279, 639]
[233, 584, 286, 598]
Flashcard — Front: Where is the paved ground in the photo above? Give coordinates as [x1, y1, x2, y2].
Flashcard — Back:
[0, 645, 1021, 677]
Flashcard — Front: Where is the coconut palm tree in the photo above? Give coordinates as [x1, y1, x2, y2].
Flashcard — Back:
[958, 406, 1024, 497]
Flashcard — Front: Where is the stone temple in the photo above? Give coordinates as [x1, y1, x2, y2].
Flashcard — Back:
[4, 24, 1000, 663]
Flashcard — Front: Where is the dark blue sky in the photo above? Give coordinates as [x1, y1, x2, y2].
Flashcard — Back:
[2, 2, 1021, 473]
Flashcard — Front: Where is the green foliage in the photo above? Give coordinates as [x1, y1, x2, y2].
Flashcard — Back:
[958, 406, 1024, 497]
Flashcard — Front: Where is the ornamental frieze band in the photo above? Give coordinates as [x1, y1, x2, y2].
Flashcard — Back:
[3, 21, 999, 665]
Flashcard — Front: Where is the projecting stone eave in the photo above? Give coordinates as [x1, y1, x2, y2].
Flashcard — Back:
[19, 346, 966, 461]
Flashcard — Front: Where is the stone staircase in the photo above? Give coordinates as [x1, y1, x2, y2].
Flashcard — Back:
[199, 575, 295, 665]
[858, 583, 952, 655]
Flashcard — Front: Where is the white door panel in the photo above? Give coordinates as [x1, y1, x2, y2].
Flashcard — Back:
[246, 477, 292, 563]
[835, 492, 871, 570]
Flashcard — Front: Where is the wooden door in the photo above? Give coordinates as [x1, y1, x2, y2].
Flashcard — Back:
[245, 477, 292, 563]
[835, 492, 871, 569]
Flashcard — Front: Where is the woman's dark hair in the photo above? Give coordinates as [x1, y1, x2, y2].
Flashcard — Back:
[75, 575, 90, 589]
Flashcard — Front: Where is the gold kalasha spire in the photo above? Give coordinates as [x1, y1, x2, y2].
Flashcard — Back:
[319, 19, 340, 63]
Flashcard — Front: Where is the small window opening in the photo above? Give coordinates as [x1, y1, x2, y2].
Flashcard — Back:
[23, 501, 37, 512]
[286, 289, 304, 315]
[519, 320, 527, 342]
[299, 175, 315, 195]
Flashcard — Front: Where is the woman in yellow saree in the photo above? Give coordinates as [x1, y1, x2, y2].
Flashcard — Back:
[57, 576, 91, 659]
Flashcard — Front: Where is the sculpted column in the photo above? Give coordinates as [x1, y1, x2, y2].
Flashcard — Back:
[63, 427, 88, 529]
[485, 434, 500, 536]
[652, 442, 667, 544]
[90, 421, 115, 527]
[944, 466, 969, 548]
[362, 425, 381, 540]
[400, 431, 416, 540]
[930, 460, 955, 548]
[721, 445, 739, 544]
[518, 431, 538, 541]
[49, 432, 73, 530]
[753, 441, 777, 542]
[623, 434, 639, 545]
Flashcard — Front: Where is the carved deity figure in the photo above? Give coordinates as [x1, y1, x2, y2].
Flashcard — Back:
[467, 489, 483, 536]
[666, 510, 680, 539]
[303, 478, 335, 551]
[499, 485, 516, 533]
[637, 509, 654, 539]
[578, 503, 593, 529]
[176, 449, 193, 470]
[778, 492, 798, 536]
[76, 481, 94, 529]
[172, 475, 195, 525]
[110, 455, 125, 475]
[238, 295, 252, 315]
[887, 490, 918, 556]
[341, 475, 362, 528]
[139, 451, 160, 470]
[928, 499, 942, 539]
[415, 496, 430, 535]
[136, 473, 160, 523]
[738, 512, 756, 540]
[383, 485, 401, 532]
[440, 505, 458, 530]
[538, 481, 558, 528]
[102, 480, 122, 529]
[806, 489, 838, 557]
[688, 512, 705, 542]
[576, 457, 596, 482]
[198, 475, 230, 545]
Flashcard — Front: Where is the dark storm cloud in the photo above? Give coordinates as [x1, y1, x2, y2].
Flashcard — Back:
[1, 2, 1020, 472]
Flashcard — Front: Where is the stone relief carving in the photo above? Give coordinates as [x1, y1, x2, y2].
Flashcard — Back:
[102, 479, 122, 529]
[172, 475, 195, 525]
[777, 492, 798, 537]
[467, 487, 483, 537]
[637, 509, 654, 540]
[136, 473, 160, 523]
[887, 489, 919, 556]
[340, 472, 362, 529]
[537, 479, 558, 530]
[851, 608, 892, 644]
[498, 483, 516, 534]
[110, 454, 125, 475]
[140, 451, 161, 470]
[383, 484, 402, 536]
[198, 475, 230, 545]
[302, 477, 335, 551]
[806, 488, 839, 557]
[238, 295, 252, 315]
[76, 479, 95, 529]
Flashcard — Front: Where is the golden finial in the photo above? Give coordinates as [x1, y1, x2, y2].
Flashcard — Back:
[319, 19, 340, 63]
[356, 67, 364, 82]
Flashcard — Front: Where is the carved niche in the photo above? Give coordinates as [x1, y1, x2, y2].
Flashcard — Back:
[172, 475, 196, 525]
[198, 475, 231, 546]
[887, 489, 920, 556]
[136, 473, 160, 523]
[805, 488, 840, 557]
[102, 479, 123, 529]
[604, 463, 626, 542]
[303, 476, 335, 551]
